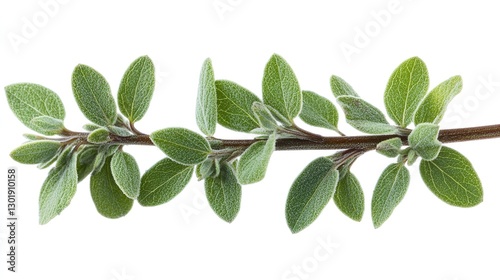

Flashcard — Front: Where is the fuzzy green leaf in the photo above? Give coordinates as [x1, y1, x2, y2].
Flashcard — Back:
[196, 58, 217, 136]
[205, 163, 241, 223]
[420, 146, 482, 207]
[330, 75, 359, 98]
[251, 102, 279, 132]
[5, 83, 65, 133]
[236, 133, 276, 184]
[117, 56, 155, 123]
[371, 163, 410, 228]
[72, 64, 117, 126]
[376, 137, 403, 158]
[336, 96, 397, 134]
[216, 80, 260, 132]
[138, 158, 194, 206]
[39, 152, 78, 224]
[76, 146, 98, 182]
[384, 57, 429, 127]
[111, 151, 141, 199]
[262, 54, 302, 121]
[286, 157, 339, 233]
[196, 158, 220, 181]
[87, 127, 110, 144]
[150, 127, 211, 165]
[414, 75, 463, 124]
[334, 171, 364, 222]
[10, 140, 61, 164]
[408, 123, 442, 161]
[90, 157, 133, 218]
[30, 116, 64, 135]
[299, 90, 339, 132]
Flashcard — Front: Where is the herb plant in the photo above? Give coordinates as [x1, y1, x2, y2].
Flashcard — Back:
[6, 55, 498, 233]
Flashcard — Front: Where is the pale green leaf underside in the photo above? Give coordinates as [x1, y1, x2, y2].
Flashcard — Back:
[196, 58, 217, 136]
[118, 55, 155, 123]
[216, 79, 260, 132]
[87, 127, 110, 144]
[205, 163, 241, 223]
[414, 75, 462, 124]
[72, 64, 117, 126]
[138, 158, 194, 206]
[384, 57, 429, 127]
[5, 83, 65, 133]
[330, 75, 359, 98]
[371, 163, 410, 228]
[236, 133, 276, 185]
[30, 116, 64, 135]
[408, 123, 442, 161]
[76, 147, 98, 182]
[262, 54, 302, 121]
[286, 157, 339, 233]
[150, 127, 211, 165]
[334, 171, 364, 222]
[39, 153, 78, 224]
[111, 151, 141, 199]
[419, 146, 482, 207]
[376, 137, 403, 158]
[337, 96, 397, 134]
[90, 158, 133, 219]
[10, 140, 60, 164]
[299, 90, 339, 132]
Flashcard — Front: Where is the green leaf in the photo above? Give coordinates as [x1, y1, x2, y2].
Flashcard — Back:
[376, 137, 403, 158]
[196, 158, 220, 181]
[5, 83, 65, 133]
[76, 146, 98, 182]
[87, 127, 110, 144]
[371, 163, 410, 228]
[251, 102, 279, 132]
[236, 133, 276, 184]
[150, 127, 211, 165]
[408, 123, 442, 161]
[108, 126, 132, 136]
[205, 163, 241, 223]
[419, 146, 482, 207]
[138, 158, 194, 206]
[30, 116, 64, 135]
[299, 90, 339, 132]
[90, 157, 133, 218]
[414, 75, 463, 124]
[265, 104, 293, 127]
[216, 80, 260, 132]
[110, 151, 141, 199]
[83, 123, 102, 132]
[72, 64, 117, 126]
[334, 171, 364, 222]
[39, 152, 78, 224]
[117, 56, 155, 123]
[196, 58, 217, 136]
[330, 75, 359, 98]
[286, 157, 339, 233]
[384, 57, 429, 127]
[336, 96, 397, 134]
[262, 54, 302, 121]
[10, 140, 61, 164]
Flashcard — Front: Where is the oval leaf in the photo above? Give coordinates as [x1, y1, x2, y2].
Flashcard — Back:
[111, 151, 141, 199]
[39, 153, 78, 224]
[138, 158, 194, 206]
[262, 54, 302, 121]
[150, 127, 211, 165]
[205, 163, 241, 223]
[90, 157, 133, 218]
[330, 75, 359, 98]
[236, 133, 276, 185]
[384, 57, 429, 127]
[408, 123, 442, 161]
[5, 83, 65, 133]
[72, 64, 117, 126]
[196, 58, 217, 136]
[76, 146, 98, 182]
[216, 79, 260, 132]
[87, 127, 110, 144]
[419, 146, 482, 207]
[118, 55, 155, 123]
[251, 102, 279, 132]
[10, 140, 61, 164]
[286, 157, 339, 233]
[30, 116, 64, 135]
[376, 137, 403, 158]
[371, 163, 410, 228]
[414, 75, 463, 124]
[299, 90, 339, 132]
[334, 171, 364, 222]
[337, 96, 397, 134]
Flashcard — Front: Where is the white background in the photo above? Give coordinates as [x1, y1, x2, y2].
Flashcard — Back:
[1, 1, 500, 279]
